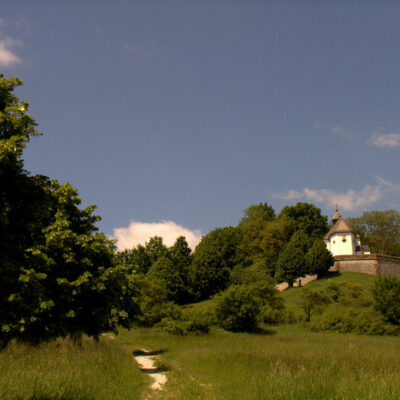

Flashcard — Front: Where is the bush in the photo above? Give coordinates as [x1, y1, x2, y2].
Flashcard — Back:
[261, 306, 296, 325]
[157, 310, 210, 335]
[215, 285, 261, 332]
[310, 304, 400, 336]
[372, 275, 400, 325]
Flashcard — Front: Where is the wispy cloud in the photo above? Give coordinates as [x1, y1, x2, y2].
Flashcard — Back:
[368, 132, 400, 148]
[331, 124, 353, 140]
[271, 176, 400, 212]
[0, 35, 22, 67]
[124, 39, 158, 53]
[112, 220, 202, 252]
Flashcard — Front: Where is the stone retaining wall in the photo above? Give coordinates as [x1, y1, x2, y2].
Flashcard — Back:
[332, 254, 400, 277]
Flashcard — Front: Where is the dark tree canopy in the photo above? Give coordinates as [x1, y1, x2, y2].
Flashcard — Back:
[275, 231, 310, 286]
[305, 239, 335, 277]
[278, 202, 328, 239]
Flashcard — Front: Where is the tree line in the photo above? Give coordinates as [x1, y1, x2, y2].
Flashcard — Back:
[1, 74, 400, 345]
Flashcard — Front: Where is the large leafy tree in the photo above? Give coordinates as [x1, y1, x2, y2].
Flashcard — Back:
[278, 202, 328, 239]
[189, 227, 242, 300]
[238, 216, 292, 276]
[0, 75, 138, 347]
[347, 210, 400, 256]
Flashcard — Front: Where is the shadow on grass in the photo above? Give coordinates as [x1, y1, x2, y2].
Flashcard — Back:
[133, 349, 166, 356]
[252, 327, 276, 336]
[318, 271, 341, 280]
[26, 396, 94, 400]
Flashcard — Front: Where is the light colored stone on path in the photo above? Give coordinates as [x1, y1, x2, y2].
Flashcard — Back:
[133, 350, 167, 390]
[276, 274, 318, 291]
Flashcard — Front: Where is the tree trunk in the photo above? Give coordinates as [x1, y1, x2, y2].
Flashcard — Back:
[69, 331, 83, 347]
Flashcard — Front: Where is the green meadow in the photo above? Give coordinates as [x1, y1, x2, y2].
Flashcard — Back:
[2, 272, 400, 400]
[0, 336, 147, 400]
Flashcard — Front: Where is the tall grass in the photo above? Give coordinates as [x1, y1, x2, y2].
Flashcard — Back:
[0, 336, 147, 400]
[119, 326, 400, 400]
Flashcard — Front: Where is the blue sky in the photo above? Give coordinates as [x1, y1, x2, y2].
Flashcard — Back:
[1, 1, 399, 249]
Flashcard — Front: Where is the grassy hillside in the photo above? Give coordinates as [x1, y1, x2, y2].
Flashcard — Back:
[118, 326, 400, 400]
[281, 272, 377, 316]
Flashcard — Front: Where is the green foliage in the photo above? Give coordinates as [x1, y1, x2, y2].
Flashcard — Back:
[275, 231, 310, 286]
[147, 255, 188, 303]
[261, 306, 296, 325]
[372, 275, 400, 325]
[278, 202, 328, 238]
[238, 216, 292, 276]
[190, 226, 242, 300]
[310, 304, 400, 335]
[115, 244, 151, 274]
[305, 238, 335, 277]
[215, 285, 261, 332]
[239, 202, 275, 225]
[347, 210, 400, 256]
[134, 276, 180, 327]
[0, 76, 139, 346]
[300, 288, 330, 322]
[144, 236, 168, 264]
[309, 281, 400, 336]
[158, 309, 211, 335]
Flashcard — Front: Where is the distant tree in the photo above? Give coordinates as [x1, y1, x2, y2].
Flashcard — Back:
[300, 288, 330, 322]
[145, 236, 168, 264]
[239, 202, 275, 225]
[305, 239, 335, 277]
[116, 244, 152, 274]
[169, 236, 192, 269]
[278, 202, 328, 239]
[372, 276, 400, 325]
[147, 256, 187, 303]
[347, 210, 400, 256]
[275, 231, 310, 286]
[189, 227, 242, 300]
[238, 215, 292, 276]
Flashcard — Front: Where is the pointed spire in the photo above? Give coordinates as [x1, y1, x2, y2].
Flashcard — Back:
[331, 203, 342, 225]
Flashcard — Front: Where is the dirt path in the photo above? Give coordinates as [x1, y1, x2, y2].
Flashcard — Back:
[133, 350, 167, 390]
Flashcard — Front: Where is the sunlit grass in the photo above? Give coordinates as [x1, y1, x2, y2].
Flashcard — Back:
[119, 326, 400, 400]
[0, 336, 147, 400]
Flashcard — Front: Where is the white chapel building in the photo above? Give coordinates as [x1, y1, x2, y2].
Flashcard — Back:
[324, 206, 370, 257]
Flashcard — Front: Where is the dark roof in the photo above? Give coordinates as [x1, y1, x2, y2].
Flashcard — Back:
[324, 218, 356, 240]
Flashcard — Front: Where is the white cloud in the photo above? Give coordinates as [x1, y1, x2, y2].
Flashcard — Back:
[271, 176, 400, 212]
[113, 220, 203, 252]
[0, 35, 22, 67]
[368, 132, 400, 148]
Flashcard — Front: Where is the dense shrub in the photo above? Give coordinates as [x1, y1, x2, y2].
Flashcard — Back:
[157, 310, 211, 335]
[372, 275, 400, 325]
[215, 285, 261, 332]
[310, 304, 400, 336]
[261, 306, 296, 325]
